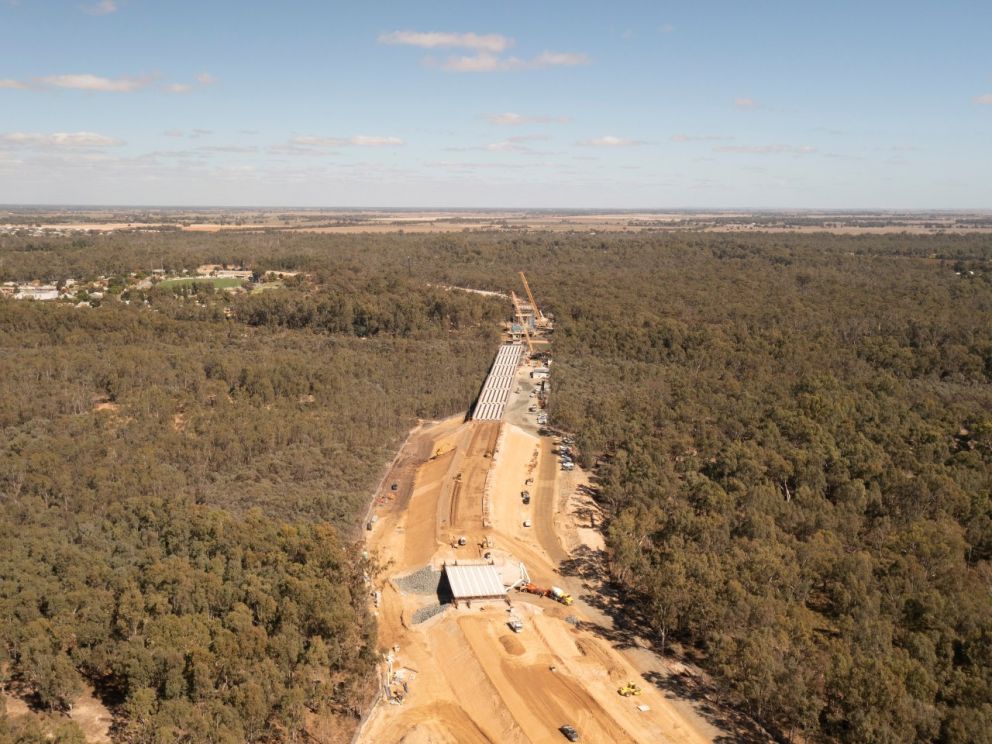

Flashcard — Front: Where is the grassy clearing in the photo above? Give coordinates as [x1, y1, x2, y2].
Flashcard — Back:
[157, 276, 246, 289]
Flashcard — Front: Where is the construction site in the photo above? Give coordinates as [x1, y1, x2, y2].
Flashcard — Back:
[357, 273, 720, 744]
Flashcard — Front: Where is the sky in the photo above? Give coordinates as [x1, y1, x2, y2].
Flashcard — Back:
[0, 0, 990, 208]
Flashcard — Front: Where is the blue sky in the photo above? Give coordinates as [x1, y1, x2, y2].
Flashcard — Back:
[1, 0, 990, 208]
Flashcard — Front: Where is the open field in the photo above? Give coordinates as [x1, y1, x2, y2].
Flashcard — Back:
[3, 208, 992, 236]
[155, 276, 246, 288]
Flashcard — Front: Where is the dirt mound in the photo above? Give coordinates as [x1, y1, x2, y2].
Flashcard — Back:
[499, 634, 525, 656]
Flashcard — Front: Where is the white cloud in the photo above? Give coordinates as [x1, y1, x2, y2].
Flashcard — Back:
[0, 78, 29, 89]
[0, 131, 123, 149]
[671, 134, 730, 142]
[378, 30, 512, 52]
[577, 135, 644, 147]
[447, 135, 550, 154]
[84, 0, 117, 15]
[441, 53, 518, 72]
[291, 135, 404, 147]
[974, 94, 992, 105]
[441, 50, 587, 73]
[488, 112, 569, 125]
[37, 73, 148, 92]
[380, 30, 586, 73]
[486, 140, 530, 152]
[163, 73, 215, 94]
[716, 144, 815, 154]
[734, 97, 758, 109]
[199, 145, 259, 154]
[532, 51, 588, 67]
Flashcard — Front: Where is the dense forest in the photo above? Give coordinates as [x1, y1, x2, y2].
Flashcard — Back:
[543, 241, 992, 743]
[0, 267, 501, 740]
[1, 227, 991, 742]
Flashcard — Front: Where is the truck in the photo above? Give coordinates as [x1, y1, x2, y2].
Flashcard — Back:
[508, 617, 524, 633]
[520, 583, 573, 606]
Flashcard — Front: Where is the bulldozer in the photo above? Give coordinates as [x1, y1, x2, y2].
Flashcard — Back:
[617, 682, 643, 697]
[432, 442, 454, 459]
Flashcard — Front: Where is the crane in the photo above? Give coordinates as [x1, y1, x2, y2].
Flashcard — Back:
[518, 271, 545, 325]
[510, 291, 535, 354]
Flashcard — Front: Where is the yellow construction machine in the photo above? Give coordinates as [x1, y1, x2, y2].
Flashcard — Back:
[617, 682, 643, 697]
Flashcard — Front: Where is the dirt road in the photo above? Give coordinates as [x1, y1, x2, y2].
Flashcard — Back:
[535, 437, 569, 565]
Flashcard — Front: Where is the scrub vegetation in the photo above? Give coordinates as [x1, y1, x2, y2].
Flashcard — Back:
[1, 228, 990, 742]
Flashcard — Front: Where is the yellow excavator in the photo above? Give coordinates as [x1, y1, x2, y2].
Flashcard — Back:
[617, 682, 643, 697]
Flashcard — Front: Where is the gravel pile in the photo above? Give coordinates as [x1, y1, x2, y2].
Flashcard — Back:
[394, 566, 442, 596]
[411, 603, 446, 625]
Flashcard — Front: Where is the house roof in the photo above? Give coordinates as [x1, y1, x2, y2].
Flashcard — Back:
[444, 563, 506, 600]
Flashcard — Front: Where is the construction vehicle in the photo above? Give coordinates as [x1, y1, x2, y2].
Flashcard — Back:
[520, 583, 573, 606]
[519, 271, 549, 328]
[618, 682, 643, 697]
[510, 291, 535, 353]
[508, 617, 524, 633]
[432, 442, 454, 459]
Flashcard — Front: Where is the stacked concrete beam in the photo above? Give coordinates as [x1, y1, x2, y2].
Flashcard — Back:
[472, 343, 524, 421]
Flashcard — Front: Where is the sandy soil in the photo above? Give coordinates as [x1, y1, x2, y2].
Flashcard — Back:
[358, 389, 719, 744]
[1, 686, 112, 743]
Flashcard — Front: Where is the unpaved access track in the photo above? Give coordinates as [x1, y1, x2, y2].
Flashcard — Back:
[358, 357, 725, 744]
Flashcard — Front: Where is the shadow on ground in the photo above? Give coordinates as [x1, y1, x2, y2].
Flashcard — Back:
[558, 544, 779, 744]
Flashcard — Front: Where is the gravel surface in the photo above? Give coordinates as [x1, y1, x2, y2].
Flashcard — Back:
[394, 566, 442, 596]
[411, 603, 446, 625]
